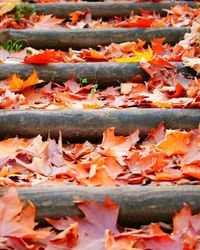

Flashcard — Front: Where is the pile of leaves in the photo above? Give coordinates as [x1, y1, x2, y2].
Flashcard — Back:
[0, 17, 198, 109]
[0, 59, 199, 110]
[0, 3, 199, 29]
[0, 19, 198, 76]
[0, 30, 198, 65]
[0, 123, 199, 187]
[1, 188, 200, 249]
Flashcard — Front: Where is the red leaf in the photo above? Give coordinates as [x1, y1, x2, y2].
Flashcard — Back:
[115, 17, 155, 28]
[24, 50, 66, 64]
[150, 57, 176, 68]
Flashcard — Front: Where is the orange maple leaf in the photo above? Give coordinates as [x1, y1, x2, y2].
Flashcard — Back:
[9, 70, 40, 91]
[156, 130, 193, 156]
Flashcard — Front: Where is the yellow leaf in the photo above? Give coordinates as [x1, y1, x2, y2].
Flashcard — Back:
[82, 103, 101, 109]
[0, 167, 22, 177]
[9, 74, 24, 91]
[0, 0, 21, 16]
[153, 101, 172, 108]
[116, 46, 153, 63]
[9, 70, 40, 91]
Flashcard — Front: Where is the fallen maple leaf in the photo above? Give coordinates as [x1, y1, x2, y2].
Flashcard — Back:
[46, 198, 119, 249]
[0, 188, 49, 239]
[98, 127, 140, 162]
[0, 137, 29, 160]
[50, 222, 79, 247]
[9, 70, 41, 91]
[171, 204, 200, 249]
[116, 46, 153, 63]
[0, 48, 27, 64]
[143, 122, 165, 145]
[150, 57, 176, 68]
[114, 16, 155, 28]
[0, 0, 21, 17]
[32, 15, 65, 30]
[69, 9, 92, 25]
[24, 50, 67, 64]
[156, 130, 193, 156]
